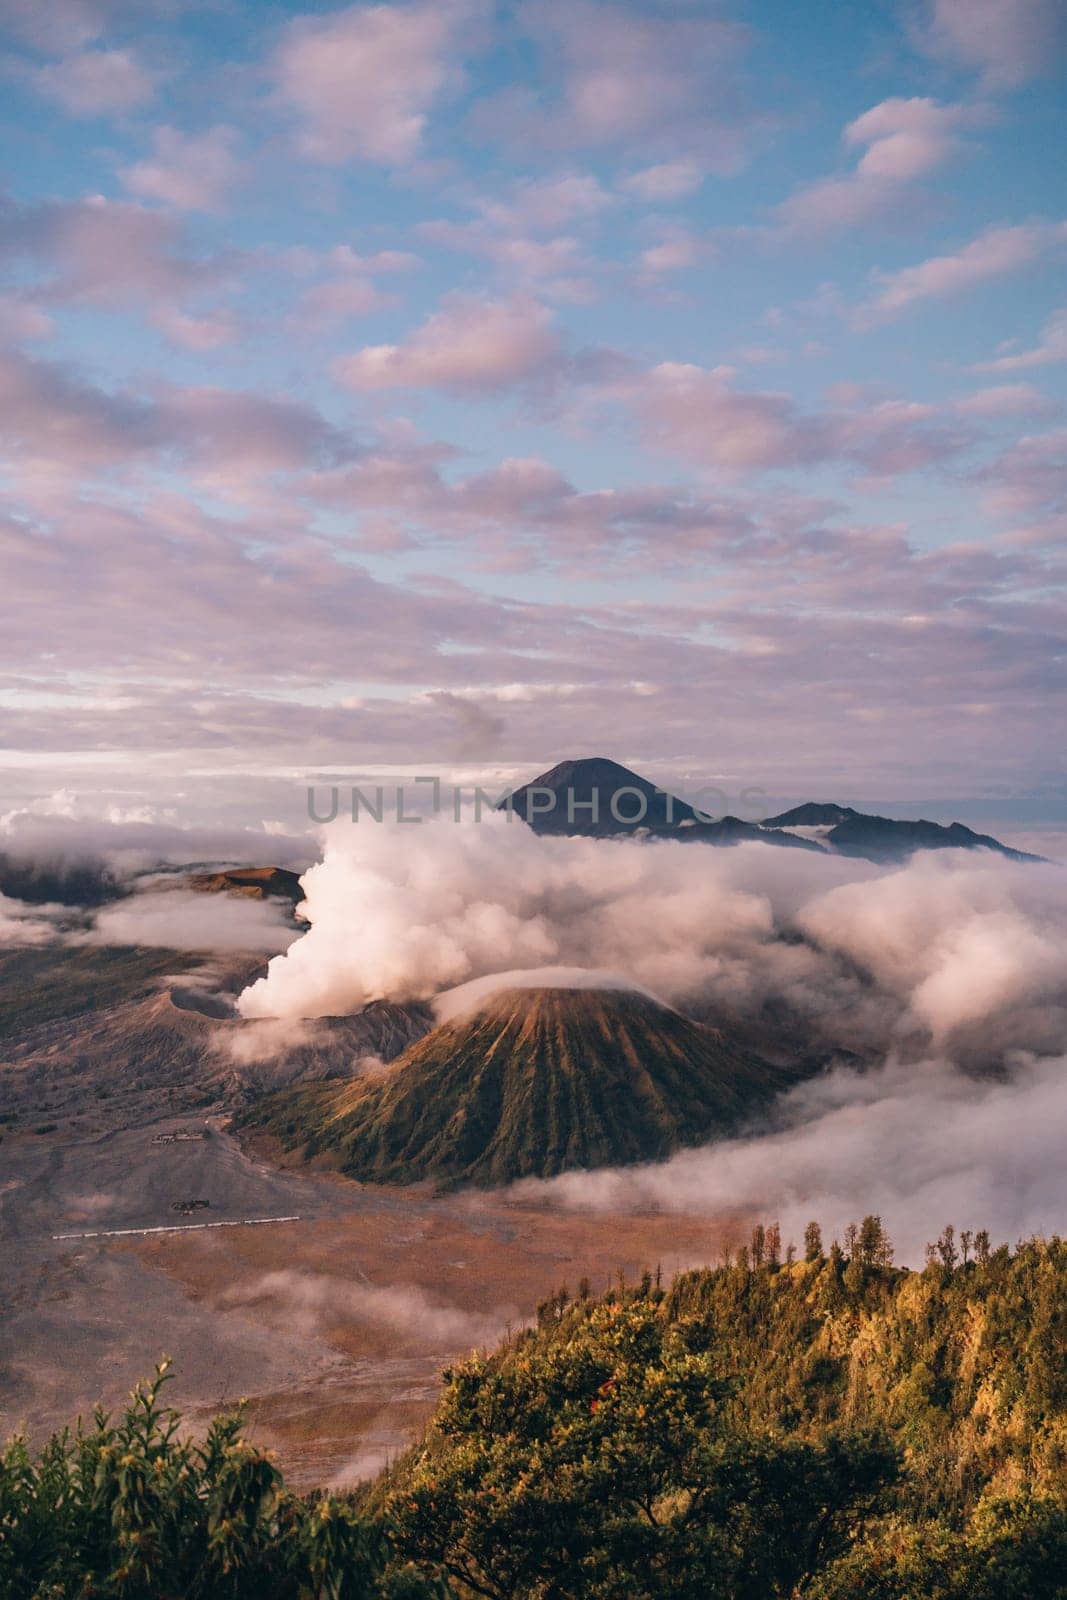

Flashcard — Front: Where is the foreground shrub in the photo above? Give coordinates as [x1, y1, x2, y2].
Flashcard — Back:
[0, 1362, 438, 1600]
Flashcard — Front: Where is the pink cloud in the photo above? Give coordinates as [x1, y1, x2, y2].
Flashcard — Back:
[0, 347, 353, 499]
[862, 220, 1067, 319]
[975, 428, 1067, 520]
[476, 173, 613, 232]
[333, 294, 565, 394]
[776, 98, 981, 235]
[956, 384, 1058, 418]
[638, 230, 699, 277]
[0, 191, 239, 349]
[0, 0, 170, 50]
[0, 292, 52, 342]
[613, 365, 971, 477]
[480, 0, 754, 168]
[122, 126, 245, 213]
[909, 0, 1067, 88]
[271, 0, 485, 165]
[974, 307, 1067, 373]
[292, 245, 418, 330]
[622, 161, 704, 203]
[420, 219, 595, 303]
[30, 47, 156, 115]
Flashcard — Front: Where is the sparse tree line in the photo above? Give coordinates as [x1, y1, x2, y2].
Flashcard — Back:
[3, 1229, 1066, 1598]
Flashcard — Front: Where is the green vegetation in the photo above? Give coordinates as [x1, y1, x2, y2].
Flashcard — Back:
[5, 1228, 1066, 1597]
[238, 986, 805, 1187]
[375, 1224, 1067, 1597]
[0, 1364, 440, 1600]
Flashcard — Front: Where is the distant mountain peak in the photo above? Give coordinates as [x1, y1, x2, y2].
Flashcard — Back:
[500, 757, 818, 850]
[497, 759, 1043, 864]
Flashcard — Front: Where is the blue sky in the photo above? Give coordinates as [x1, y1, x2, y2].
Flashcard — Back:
[0, 0, 1065, 822]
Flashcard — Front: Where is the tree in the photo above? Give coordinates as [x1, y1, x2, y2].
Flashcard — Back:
[386, 1297, 897, 1600]
[804, 1221, 824, 1263]
[934, 1226, 959, 1271]
[0, 1363, 412, 1600]
[858, 1215, 893, 1268]
[751, 1224, 766, 1269]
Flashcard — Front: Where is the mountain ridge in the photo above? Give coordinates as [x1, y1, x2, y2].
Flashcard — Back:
[500, 758, 1044, 864]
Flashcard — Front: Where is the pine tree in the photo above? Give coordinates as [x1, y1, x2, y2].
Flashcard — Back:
[804, 1221, 823, 1263]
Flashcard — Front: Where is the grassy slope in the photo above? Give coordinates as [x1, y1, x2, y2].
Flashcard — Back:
[239, 986, 806, 1187]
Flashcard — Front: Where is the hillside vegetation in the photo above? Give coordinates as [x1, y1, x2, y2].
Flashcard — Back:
[4, 1229, 1066, 1597]
[237, 986, 804, 1187]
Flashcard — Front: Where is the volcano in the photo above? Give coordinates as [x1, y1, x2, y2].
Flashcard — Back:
[239, 985, 807, 1189]
[502, 758, 820, 850]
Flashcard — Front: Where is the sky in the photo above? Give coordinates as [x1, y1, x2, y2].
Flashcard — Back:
[0, 0, 1065, 830]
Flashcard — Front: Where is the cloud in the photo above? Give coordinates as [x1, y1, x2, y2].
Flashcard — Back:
[222, 1268, 514, 1351]
[211, 1017, 325, 1066]
[638, 230, 699, 278]
[861, 220, 1067, 320]
[89, 887, 300, 953]
[974, 426, 1067, 520]
[0, 346, 354, 492]
[481, 0, 754, 168]
[0, 0, 172, 50]
[0, 890, 65, 945]
[974, 307, 1067, 373]
[0, 292, 52, 343]
[0, 191, 233, 344]
[614, 364, 971, 476]
[956, 383, 1057, 418]
[291, 244, 418, 330]
[475, 173, 614, 233]
[29, 47, 156, 115]
[0, 803, 312, 881]
[237, 816, 1066, 1076]
[516, 1049, 1067, 1262]
[434, 965, 658, 1022]
[271, 0, 485, 165]
[908, 0, 1067, 88]
[333, 294, 566, 395]
[121, 126, 245, 213]
[424, 689, 506, 760]
[622, 161, 704, 203]
[775, 97, 982, 235]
